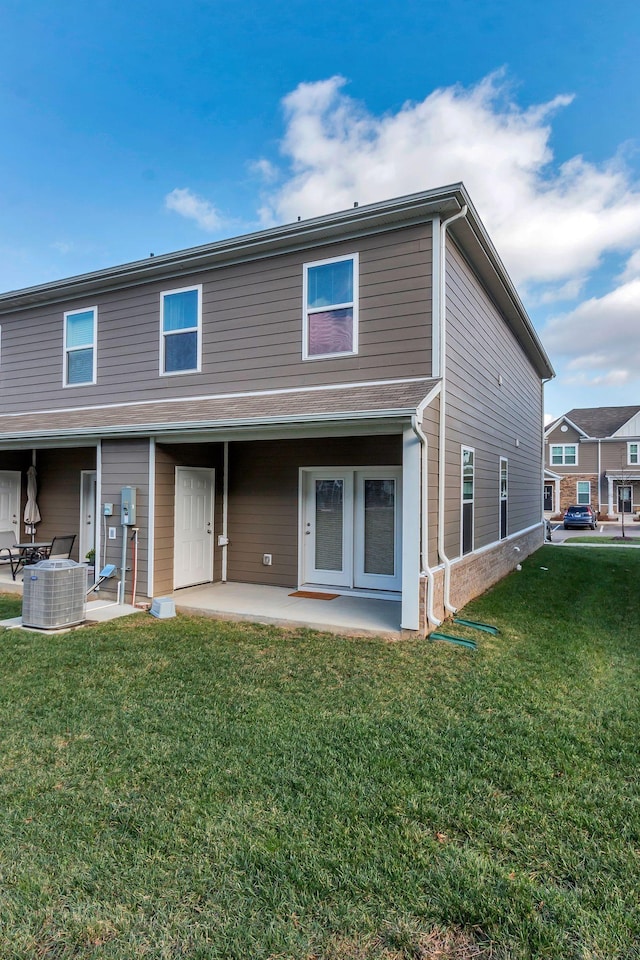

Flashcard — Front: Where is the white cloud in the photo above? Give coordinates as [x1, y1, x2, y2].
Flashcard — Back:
[260, 74, 640, 295]
[543, 278, 640, 384]
[165, 187, 223, 231]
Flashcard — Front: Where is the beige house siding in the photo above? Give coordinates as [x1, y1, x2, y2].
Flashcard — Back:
[154, 443, 225, 596]
[227, 436, 403, 587]
[0, 225, 432, 416]
[32, 447, 96, 560]
[100, 439, 150, 596]
[443, 237, 543, 559]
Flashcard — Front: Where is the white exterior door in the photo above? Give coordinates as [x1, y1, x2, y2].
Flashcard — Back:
[79, 470, 97, 564]
[0, 471, 20, 535]
[354, 470, 402, 591]
[301, 468, 401, 592]
[174, 467, 214, 589]
[303, 472, 353, 587]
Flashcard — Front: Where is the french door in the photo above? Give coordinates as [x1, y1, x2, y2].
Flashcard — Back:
[174, 467, 215, 589]
[301, 468, 401, 592]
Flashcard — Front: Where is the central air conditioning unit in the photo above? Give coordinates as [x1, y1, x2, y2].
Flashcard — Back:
[22, 559, 87, 630]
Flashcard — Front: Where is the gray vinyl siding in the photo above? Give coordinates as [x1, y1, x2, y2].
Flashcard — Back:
[0, 225, 432, 416]
[600, 440, 635, 473]
[154, 443, 225, 596]
[100, 439, 150, 595]
[31, 447, 96, 560]
[227, 436, 402, 587]
[443, 238, 543, 558]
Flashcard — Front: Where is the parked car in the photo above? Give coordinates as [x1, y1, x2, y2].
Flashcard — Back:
[563, 504, 597, 530]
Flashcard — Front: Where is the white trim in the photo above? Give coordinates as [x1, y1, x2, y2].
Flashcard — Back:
[549, 442, 578, 466]
[461, 445, 475, 556]
[173, 465, 215, 589]
[431, 216, 441, 379]
[302, 253, 359, 361]
[96, 440, 103, 569]
[79, 469, 97, 566]
[544, 415, 589, 438]
[1, 375, 433, 421]
[147, 437, 155, 598]
[576, 479, 591, 505]
[499, 456, 508, 540]
[159, 284, 202, 376]
[63, 305, 97, 387]
[627, 441, 639, 465]
[449, 521, 543, 564]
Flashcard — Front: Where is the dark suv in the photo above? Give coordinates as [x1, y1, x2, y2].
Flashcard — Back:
[563, 504, 597, 530]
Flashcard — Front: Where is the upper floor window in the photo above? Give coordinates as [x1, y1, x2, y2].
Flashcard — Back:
[628, 443, 639, 465]
[160, 285, 202, 375]
[64, 307, 97, 386]
[303, 254, 358, 360]
[550, 444, 577, 466]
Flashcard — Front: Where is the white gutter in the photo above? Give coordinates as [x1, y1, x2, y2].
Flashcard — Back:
[435, 205, 468, 614]
[410, 381, 443, 628]
[221, 441, 229, 582]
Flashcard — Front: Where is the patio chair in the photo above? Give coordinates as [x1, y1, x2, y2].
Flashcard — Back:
[0, 530, 21, 578]
[41, 534, 76, 561]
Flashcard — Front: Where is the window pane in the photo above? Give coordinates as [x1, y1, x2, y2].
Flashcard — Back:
[66, 310, 94, 347]
[577, 482, 590, 504]
[551, 446, 562, 464]
[308, 308, 353, 356]
[165, 331, 197, 372]
[163, 290, 199, 332]
[308, 260, 353, 308]
[463, 449, 474, 500]
[630, 444, 638, 464]
[315, 480, 343, 571]
[363, 479, 395, 576]
[565, 446, 576, 465]
[67, 348, 93, 384]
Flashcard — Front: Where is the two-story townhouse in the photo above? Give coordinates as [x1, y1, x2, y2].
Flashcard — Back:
[544, 406, 640, 518]
[0, 184, 553, 634]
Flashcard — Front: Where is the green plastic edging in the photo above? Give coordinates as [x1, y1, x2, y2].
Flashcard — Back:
[430, 632, 477, 650]
[453, 617, 498, 635]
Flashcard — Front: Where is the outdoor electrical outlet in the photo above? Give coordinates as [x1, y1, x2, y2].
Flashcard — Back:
[108, 527, 117, 540]
[262, 553, 272, 566]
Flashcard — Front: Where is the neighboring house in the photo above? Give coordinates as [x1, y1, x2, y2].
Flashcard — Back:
[544, 406, 640, 518]
[0, 183, 553, 634]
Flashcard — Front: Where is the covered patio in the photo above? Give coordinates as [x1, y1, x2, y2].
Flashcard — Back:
[172, 581, 403, 638]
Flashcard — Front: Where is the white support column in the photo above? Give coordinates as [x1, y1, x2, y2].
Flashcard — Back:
[608, 477, 614, 516]
[401, 425, 421, 631]
[555, 478, 560, 514]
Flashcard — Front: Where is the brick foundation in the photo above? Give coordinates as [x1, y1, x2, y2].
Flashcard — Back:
[421, 525, 544, 635]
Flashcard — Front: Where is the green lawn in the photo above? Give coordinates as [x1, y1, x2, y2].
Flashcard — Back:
[0, 546, 639, 959]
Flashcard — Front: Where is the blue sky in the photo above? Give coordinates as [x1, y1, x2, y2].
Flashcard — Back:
[1, 0, 639, 418]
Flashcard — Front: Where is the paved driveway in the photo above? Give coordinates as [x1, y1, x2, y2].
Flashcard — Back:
[548, 520, 640, 543]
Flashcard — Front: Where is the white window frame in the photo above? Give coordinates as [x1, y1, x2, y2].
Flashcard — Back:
[461, 446, 475, 555]
[302, 253, 359, 361]
[550, 443, 578, 466]
[576, 480, 591, 505]
[499, 456, 508, 540]
[160, 284, 202, 377]
[63, 306, 97, 387]
[628, 442, 639, 465]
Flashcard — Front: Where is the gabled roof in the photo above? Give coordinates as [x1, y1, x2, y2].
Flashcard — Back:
[544, 414, 589, 439]
[563, 406, 640, 439]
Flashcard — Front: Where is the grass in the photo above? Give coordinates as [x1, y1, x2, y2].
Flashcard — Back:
[0, 546, 639, 959]
[569, 535, 640, 544]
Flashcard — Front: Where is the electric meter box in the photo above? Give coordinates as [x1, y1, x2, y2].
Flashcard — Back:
[121, 486, 137, 525]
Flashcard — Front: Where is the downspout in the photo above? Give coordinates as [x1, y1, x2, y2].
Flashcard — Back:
[541, 377, 553, 521]
[221, 441, 229, 582]
[435, 205, 468, 615]
[597, 438, 602, 516]
[411, 383, 443, 629]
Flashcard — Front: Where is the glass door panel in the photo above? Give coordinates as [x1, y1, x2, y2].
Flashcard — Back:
[303, 473, 352, 587]
[354, 470, 401, 591]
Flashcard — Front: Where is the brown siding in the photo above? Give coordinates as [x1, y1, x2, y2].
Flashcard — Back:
[443, 238, 543, 558]
[0, 225, 432, 415]
[100, 439, 149, 597]
[546, 423, 582, 444]
[154, 443, 225, 596]
[227, 436, 402, 587]
[33, 448, 96, 560]
[546, 438, 598, 473]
